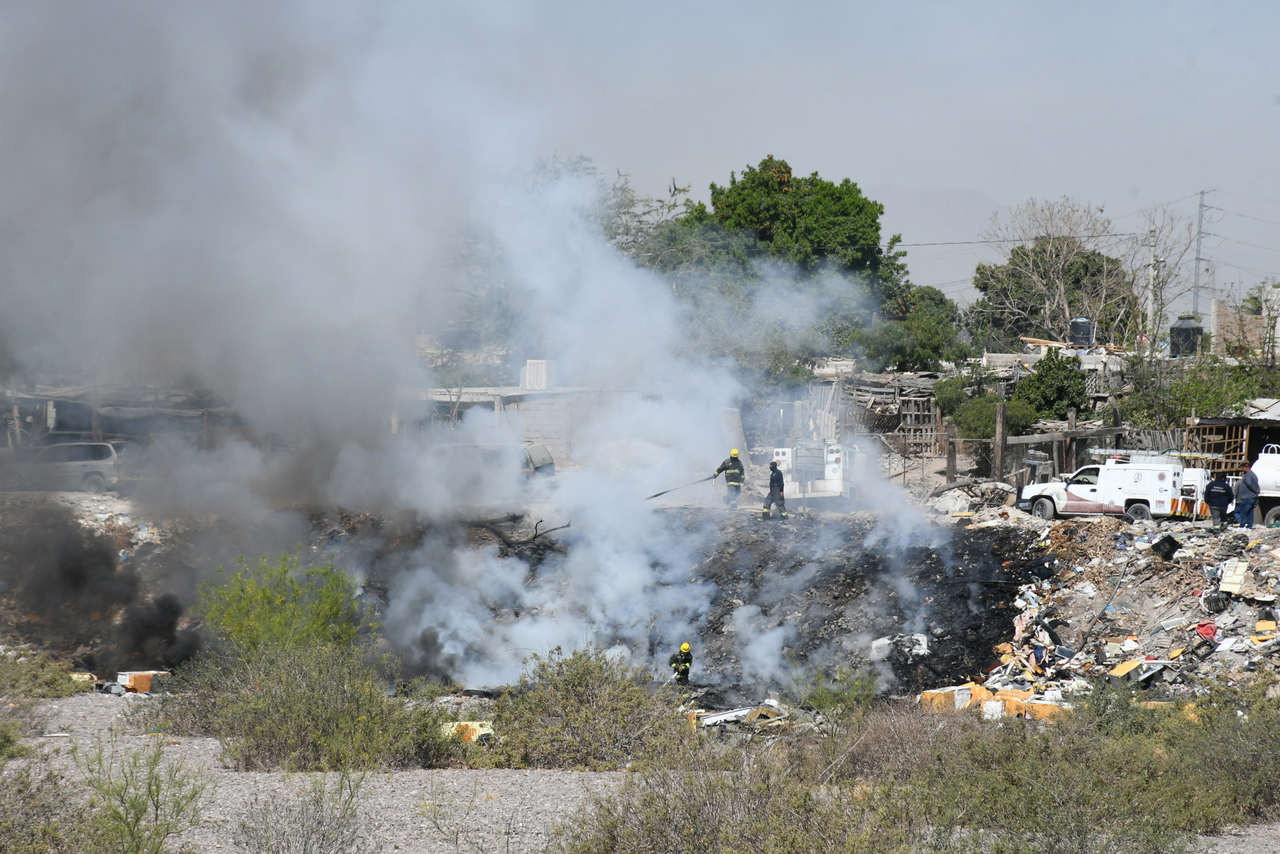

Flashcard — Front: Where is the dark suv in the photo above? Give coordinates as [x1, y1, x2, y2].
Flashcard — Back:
[1, 442, 121, 493]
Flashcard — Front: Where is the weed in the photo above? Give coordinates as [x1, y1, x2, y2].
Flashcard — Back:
[73, 734, 212, 854]
[233, 770, 383, 854]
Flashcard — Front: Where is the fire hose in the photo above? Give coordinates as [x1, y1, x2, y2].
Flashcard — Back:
[645, 475, 717, 500]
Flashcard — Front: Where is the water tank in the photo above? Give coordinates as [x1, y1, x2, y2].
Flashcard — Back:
[1068, 318, 1094, 347]
[1170, 315, 1202, 357]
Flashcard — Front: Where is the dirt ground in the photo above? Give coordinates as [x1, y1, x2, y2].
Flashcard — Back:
[22, 691, 1280, 853]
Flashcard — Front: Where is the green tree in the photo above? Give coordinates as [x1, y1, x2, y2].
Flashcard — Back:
[1012, 349, 1088, 419]
[848, 286, 971, 371]
[1124, 357, 1266, 429]
[685, 155, 906, 297]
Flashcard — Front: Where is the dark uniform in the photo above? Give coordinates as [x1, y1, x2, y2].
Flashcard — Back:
[668, 647, 692, 684]
[762, 462, 787, 520]
[713, 455, 745, 505]
[1204, 475, 1234, 531]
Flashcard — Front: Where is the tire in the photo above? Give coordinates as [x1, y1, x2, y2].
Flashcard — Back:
[1032, 498, 1056, 520]
[82, 474, 106, 494]
[1127, 502, 1152, 521]
[1264, 506, 1280, 527]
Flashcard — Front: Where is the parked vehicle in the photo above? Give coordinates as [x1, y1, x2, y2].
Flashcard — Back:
[1018, 453, 1211, 521]
[1243, 444, 1280, 525]
[0, 442, 121, 493]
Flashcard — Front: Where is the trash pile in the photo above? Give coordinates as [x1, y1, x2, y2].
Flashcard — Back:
[920, 514, 1280, 719]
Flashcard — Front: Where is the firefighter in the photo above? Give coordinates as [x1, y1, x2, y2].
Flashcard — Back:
[713, 449, 745, 505]
[669, 642, 692, 684]
[761, 460, 788, 520]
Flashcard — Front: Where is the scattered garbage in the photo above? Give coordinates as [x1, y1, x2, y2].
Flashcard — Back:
[919, 513, 1280, 719]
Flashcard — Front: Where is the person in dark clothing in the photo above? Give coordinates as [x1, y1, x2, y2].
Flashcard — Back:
[1235, 462, 1261, 528]
[761, 460, 787, 520]
[669, 642, 692, 684]
[1204, 471, 1234, 532]
[713, 449, 745, 505]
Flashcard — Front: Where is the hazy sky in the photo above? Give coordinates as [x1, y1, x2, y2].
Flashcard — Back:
[504, 1, 1280, 306]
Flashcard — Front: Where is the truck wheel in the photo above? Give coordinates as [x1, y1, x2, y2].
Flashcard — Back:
[1127, 502, 1152, 521]
[1265, 507, 1280, 527]
[1032, 498, 1056, 520]
[82, 474, 106, 494]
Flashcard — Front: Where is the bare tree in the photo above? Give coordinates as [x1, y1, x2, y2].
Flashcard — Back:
[973, 198, 1134, 347]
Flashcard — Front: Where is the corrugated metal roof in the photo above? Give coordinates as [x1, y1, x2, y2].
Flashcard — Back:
[1245, 398, 1280, 421]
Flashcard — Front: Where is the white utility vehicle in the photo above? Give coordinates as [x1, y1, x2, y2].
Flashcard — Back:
[1018, 453, 1211, 521]
[1244, 444, 1280, 525]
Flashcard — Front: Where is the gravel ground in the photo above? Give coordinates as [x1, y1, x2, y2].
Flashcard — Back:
[29, 691, 1280, 853]
[34, 692, 622, 853]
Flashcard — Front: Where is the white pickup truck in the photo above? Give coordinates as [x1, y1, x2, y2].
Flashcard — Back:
[1018, 453, 1211, 522]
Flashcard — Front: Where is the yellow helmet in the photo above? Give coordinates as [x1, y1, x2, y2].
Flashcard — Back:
[680, 642, 691, 653]
[730, 449, 739, 457]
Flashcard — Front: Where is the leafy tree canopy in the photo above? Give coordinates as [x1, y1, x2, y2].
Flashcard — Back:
[847, 286, 971, 372]
[1012, 349, 1088, 420]
[685, 155, 895, 282]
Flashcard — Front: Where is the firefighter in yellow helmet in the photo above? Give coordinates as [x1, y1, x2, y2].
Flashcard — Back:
[668, 642, 692, 684]
[712, 449, 745, 506]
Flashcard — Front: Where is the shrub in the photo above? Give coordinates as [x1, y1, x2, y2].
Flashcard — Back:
[141, 641, 461, 772]
[0, 646, 92, 698]
[196, 554, 371, 651]
[932, 376, 969, 417]
[0, 754, 96, 854]
[954, 394, 1037, 440]
[1013, 348, 1088, 419]
[0, 718, 26, 761]
[233, 771, 383, 854]
[73, 736, 211, 854]
[473, 646, 685, 771]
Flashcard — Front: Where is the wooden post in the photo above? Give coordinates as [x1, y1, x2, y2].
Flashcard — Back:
[993, 401, 1006, 481]
[1111, 406, 1122, 450]
[933, 405, 942, 456]
[1052, 440, 1061, 476]
[946, 434, 957, 483]
[91, 386, 101, 442]
[1066, 407, 1077, 471]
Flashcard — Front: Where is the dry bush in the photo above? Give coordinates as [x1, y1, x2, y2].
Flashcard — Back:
[139, 641, 462, 772]
[0, 753, 97, 854]
[0, 646, 92, 698]
[471, 646, 686, 771]
[233, 771, 383, 854]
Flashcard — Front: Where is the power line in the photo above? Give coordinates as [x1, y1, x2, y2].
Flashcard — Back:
[1214, 208, 1280, 229]
[1205, 257, 1280, 279]
[1204, 233, 1280, 255]
[892, 232, 1136, 248]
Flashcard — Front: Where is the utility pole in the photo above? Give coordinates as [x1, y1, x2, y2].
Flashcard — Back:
[1192, 190, 1205, 317]
[1146, 229, 1157, 358]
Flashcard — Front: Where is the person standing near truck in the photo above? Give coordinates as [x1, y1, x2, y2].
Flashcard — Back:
[761, 460, 788, 520]
[1235, 462, 1261, 528]
[1204, 471, 1234, 532]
